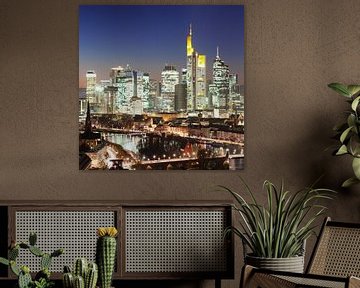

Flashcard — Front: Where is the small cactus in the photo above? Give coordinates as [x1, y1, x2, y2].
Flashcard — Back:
[29, 245, 44, 257]
[96, 227, 118, 288]
[10, 260, 20, 276]
[74, 275, 85, 288]
[9, 246, 19, 260]
[0, 233, 63, 288]
[51, 248, 64, 258]
[64, 265, 72, 273]
[74, 258, 88, 279]
[63, 272, 74, 288]
[85, 262, 98, 288]
[63, 259, 98, 288]
[29, 232, 37, 246]
[41, 253, 52, 270]
[18, 269, 32, 288]
[35, 268, 50, 281]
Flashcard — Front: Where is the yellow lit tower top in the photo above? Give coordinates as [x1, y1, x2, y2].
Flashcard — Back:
[187, 24, 194, 56]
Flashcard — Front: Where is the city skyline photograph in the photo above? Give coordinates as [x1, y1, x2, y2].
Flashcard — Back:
[79, 5, 245, 170]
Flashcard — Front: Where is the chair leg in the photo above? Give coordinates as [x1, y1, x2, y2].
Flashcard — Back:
[240, 265, 255, 288]
[215, 278, 221, 288]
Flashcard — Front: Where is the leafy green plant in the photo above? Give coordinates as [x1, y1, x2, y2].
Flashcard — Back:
[32, 278, 54, 288]
[328, 83, 360, 187]
[0, 232, 63, 288]
[222, 179, 334, 258]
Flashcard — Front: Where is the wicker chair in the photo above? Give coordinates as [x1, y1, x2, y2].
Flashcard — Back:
[241, 217, 360, 288]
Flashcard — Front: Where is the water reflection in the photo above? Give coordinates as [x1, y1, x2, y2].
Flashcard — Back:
[103, 133, 142, 153]
[102, 132, 244, 170]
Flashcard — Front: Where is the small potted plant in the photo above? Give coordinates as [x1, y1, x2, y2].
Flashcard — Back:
[96, 227, 118, 288]
[222, 179, 334, 272]
[0, 232, 63, 288]
[328, 83, 360, 187]
[62, 258, 98, 288]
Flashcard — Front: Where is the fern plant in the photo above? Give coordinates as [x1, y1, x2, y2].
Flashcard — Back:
[222, 179, 334, 258]
[328, 83, 360, 187]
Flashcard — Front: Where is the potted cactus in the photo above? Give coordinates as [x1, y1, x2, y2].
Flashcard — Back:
[96, 227, 118, 288]
[0, 232, 63, 288]
[62, 258, 98, 288]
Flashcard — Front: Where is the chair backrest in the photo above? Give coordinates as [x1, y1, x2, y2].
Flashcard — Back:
[307, 217, 360, 277]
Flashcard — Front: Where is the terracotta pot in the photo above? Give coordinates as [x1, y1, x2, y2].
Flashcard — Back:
[245, 254, 304, 273]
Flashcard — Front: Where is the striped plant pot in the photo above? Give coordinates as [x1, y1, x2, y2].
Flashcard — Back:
[245, 254, 305, 273]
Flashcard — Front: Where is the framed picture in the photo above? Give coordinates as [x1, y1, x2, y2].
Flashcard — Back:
[79, 5, 244, 170]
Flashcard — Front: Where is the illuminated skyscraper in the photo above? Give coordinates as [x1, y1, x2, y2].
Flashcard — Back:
[181, 68, 187, 84]
[229, 73, 243, 113]
[186, 25, 207, 112]
[142, 73, 150, 111]
[212, 47, 230, 114]
[94, 80, 112, 113]
[115, 65, 134, 114]
[86, 70, 97, 104]
[149, 79, 160, 111]
[161, 65, 179, 112]
[110, 65, 149, 114]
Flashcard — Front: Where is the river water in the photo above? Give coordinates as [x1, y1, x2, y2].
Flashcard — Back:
[103, 133, 142, 154]
[102, 132, 244, 170]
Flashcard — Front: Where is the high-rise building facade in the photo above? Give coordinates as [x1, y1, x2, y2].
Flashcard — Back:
[161, 65, 179, 112]
[196, 54, 207, 109]
[181, 68, 187, 84]
[175, 83, 187, 112]
[149, 79, 160, 111]
[142, 73, 150, 111]
[186, 25, 207, 112]
[116, 65, 134, 114]
[86, 70, 97, 104]
[211, 47, 230, 114]
[103, 85, 117, 114]
[109, 65, 151, 114]
[229, 73, 243, 113]
[94, 80, 112, 113]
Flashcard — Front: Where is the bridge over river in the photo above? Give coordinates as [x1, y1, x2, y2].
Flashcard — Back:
[131, 154, 243, 170]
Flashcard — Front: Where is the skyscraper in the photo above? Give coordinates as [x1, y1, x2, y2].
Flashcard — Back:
[211, 47, 230, 114]
[95, 79, 112, 114]
[161, 65, 179, 112]
[116, 65, 134, 114]
[149, 79, 160, 111]
[181, 68, 187, 84]
[142, 73, 150, 111]
[110, 65, 149, 114]
[229, 73, 242, 113]
[175, 83, 187, 112]
[86, 70, 97, 104]
[186, 25, 207, 112]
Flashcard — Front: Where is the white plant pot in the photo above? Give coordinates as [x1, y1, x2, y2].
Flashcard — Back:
[245, 254, 305, 273]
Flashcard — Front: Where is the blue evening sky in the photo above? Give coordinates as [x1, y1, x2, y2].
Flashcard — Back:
[79, 5, 244, 88]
